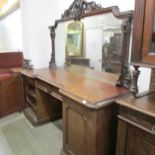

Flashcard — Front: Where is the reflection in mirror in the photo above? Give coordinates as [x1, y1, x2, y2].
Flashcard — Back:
[55, 13, 123, 74]
[81, 13, 122, 73]
[55, 22, 68, 67]
[151, 15, 155, 53]
[66, 21, 83, 57]
[63, 13, 123, 73]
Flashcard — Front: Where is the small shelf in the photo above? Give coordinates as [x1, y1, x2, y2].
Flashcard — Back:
[26, 97, 37, 114]
[26, 89, 36, 99]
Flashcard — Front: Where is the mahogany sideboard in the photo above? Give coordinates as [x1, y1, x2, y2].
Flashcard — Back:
[20, 65, 128, 155]
[116, 93, 155, 155]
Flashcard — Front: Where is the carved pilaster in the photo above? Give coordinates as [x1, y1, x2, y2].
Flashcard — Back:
[49, 26, 56, 69]
[130, 65, 140, 95]
[117, 18, 132, 88]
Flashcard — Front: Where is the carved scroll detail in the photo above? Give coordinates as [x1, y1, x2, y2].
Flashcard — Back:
[62, 0, 102, 20]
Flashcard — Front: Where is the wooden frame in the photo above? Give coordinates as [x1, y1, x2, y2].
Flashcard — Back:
[49, 0, 133, 88]
[130, 0, 155, 96]
[131, 0, 155, 65]
[142, 0, 155, 63]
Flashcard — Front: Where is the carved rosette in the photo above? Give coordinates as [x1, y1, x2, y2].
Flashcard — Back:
[61, 0, 102, 20]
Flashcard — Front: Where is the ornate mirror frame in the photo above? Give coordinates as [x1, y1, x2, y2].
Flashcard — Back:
[49, 0, 133, 88]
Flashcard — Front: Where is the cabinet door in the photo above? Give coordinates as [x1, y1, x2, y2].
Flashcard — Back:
[141, 0, 155, 63]
[125, 125, 155, 155]
[131, 0, 155, 64]
[0, 76, 23, 116]
[63, 103, 96, 155]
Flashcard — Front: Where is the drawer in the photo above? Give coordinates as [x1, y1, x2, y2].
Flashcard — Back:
[36, 79, 62, 101]
[119, 106, 155, 134]
[36, 79, 49, 93]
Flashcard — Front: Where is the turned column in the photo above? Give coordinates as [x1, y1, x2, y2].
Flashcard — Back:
[49, 26, 56, 68]
[130, 65, 140, 95]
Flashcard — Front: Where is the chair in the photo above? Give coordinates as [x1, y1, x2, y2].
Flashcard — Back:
[0, 52, 24, 117]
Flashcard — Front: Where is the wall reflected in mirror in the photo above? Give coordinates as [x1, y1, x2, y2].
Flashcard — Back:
[55, 13, 123, 74]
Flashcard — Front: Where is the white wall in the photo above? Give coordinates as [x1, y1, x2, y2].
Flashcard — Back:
[0, 8, 23, 51]
[20, 0, 71, 68]
[20, 0, 150, 92]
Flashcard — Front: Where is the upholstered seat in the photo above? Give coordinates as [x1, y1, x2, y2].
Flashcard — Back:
[0, 69, 13, 81]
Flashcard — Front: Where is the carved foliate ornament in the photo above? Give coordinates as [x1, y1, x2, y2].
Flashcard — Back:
[62, 0, 101, 20]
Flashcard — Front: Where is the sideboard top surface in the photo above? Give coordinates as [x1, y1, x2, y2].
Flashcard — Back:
[117, 93, 155, 118]
[21, 65, 128, 109]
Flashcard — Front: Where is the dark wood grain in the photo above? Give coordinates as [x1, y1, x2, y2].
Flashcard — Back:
[116, 93, 155, 118]
[21, 66, 128, 109]
[62, 95, 118, 155]
[21, 65, 127, 154]
[131, 0, 155, 65]
[141, 0, 155, 63]
[126, 124, 155, 155]
[150, 68, 155, 92]
[0, 74, 24, 117]
[116, 102, 155, 155]
[23, 75, 62, 126]
[131, 0, 146, 63]
[116, 119, 127, 155]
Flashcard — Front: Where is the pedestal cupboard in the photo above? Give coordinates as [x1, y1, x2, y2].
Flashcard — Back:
[116, 94, 155, 155]
[61, 96, 117, 155]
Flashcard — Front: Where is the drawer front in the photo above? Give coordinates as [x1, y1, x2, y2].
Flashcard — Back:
[24, 76, 35, 86]
[36, 79, 49, 93]
[36, 79, 62, 101]
[119, 106, 155, 134]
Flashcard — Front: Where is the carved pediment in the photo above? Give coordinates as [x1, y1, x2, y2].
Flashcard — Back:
[61, 0, 102, 20]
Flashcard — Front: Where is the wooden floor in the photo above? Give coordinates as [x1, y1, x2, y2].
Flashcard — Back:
[0, 113, 62, 155]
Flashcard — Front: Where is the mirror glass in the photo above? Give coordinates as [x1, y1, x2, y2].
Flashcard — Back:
[66, 21, 83, 57]
[55, 13, 123, 73]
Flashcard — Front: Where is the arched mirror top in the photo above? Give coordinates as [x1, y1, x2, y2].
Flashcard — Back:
[49, 0, 133, 88]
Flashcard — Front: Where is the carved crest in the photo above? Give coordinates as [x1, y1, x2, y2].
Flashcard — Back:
[62, 0, 102, 20]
